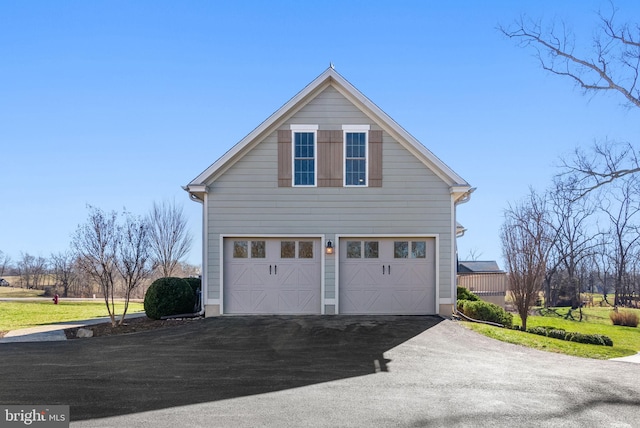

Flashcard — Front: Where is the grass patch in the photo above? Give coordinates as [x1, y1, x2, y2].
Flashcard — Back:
[0, 286, 45, 298]
[464, 306, 640, 360]
[0, 300, 145, 332]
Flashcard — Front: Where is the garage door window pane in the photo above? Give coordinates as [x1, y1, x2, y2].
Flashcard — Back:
[281, 241, 296, 258]
[347, 241, 361, 258]
[394, 241, 408, 258]
[251, 241, 266, 258]
[299, 241, 314, 258]
[233, 241, 248, 258]
[412, 241, 426, 258]
[364, 241, 379, 258]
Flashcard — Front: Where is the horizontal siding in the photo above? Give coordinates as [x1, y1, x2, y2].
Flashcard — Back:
[205, 85, 455, 304]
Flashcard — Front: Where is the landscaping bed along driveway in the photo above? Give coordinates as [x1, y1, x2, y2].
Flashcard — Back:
[0, 316, 638, 428]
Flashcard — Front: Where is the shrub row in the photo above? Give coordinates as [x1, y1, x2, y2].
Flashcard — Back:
[526, 326, 613, 346]
[609, 310, 639, 327]
[457, 299, 513, 327]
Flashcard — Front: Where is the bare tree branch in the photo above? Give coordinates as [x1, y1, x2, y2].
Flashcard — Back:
[559, 140, 640, 199]
[500, 6, 640, 108]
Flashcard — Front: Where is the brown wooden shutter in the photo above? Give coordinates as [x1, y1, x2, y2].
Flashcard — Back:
[318, 130, 343, 187]
[277, 130, 292, 187]
[369, 130, 382, 187]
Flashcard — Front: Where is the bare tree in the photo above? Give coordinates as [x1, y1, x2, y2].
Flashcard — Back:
[592, 233, 614, 304]
[72, 206, 120, 326]
[501, 190, 554, 330]
[0, 250, 11, 277]
[464, 248, 484, 262]
[148, 200, 193, 278]
[547, 179, 598, 307]
[599, 175, 640, 306]
[50, 251, 77, 298]
[501, 4, 640, 196]
[17, 252, 48, 289]
[116, 212, 153, 325]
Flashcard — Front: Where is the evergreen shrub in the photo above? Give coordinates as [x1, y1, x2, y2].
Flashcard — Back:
[144, 277, 196, 320]
[457, 286, 480, 302]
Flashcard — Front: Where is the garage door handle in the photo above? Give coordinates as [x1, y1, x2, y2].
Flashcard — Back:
[269, 265, 272, 275]
[382, 265, 385, 275]
[388, 265, 391, 275]
[274, 265, 277, 274]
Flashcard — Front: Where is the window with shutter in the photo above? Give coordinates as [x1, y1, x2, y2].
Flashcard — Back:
[343, 125, 371, 187]
[279, 125, 381, 188]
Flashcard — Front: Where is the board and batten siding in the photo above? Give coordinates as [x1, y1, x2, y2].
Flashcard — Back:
[204, 85, 454, 310]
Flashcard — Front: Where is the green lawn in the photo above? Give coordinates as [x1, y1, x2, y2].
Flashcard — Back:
[0, 300, 145, 332]
[464, 306, 640, 360]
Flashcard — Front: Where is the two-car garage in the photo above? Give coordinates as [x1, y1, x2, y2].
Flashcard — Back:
[222, 236, 437, 315]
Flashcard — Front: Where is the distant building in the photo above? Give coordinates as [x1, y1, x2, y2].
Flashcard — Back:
[457, 261, 507, 308]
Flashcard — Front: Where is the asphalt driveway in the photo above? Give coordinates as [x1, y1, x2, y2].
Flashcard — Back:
[0, 316, 638, 427]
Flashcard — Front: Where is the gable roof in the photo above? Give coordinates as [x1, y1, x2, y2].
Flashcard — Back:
[186, 67, 471, 199]
[458, 261, 504, 274]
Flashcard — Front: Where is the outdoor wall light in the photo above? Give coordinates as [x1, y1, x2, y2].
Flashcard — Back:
[326, 240, 334, 255]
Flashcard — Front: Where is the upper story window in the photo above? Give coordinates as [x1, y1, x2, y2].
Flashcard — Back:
[291, 125, 318, 186]
[343, 125, 370, 186]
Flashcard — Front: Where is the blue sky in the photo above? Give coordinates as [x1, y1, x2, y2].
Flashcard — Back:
[1, 0, 639, 268]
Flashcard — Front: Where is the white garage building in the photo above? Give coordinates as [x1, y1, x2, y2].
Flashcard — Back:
[186, 68, 472, 317]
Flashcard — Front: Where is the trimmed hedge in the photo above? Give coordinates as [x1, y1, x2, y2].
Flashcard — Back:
[458, 300, 513, 327]
[527, 325, 613, 346]
[144, 277, 196, 320]
[457, 286, 480, 302]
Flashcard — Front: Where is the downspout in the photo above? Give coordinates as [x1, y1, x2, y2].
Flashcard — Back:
[166, 186, 205, 319]
[190, 192, 206, 317]
[452, 187, 475, 318]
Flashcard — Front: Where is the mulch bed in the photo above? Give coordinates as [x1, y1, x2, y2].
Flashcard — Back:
[64, 316, 203, 339]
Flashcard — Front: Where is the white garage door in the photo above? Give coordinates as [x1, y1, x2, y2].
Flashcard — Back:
[223, 238, 321, 314]
[339, 238, 436, 314]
